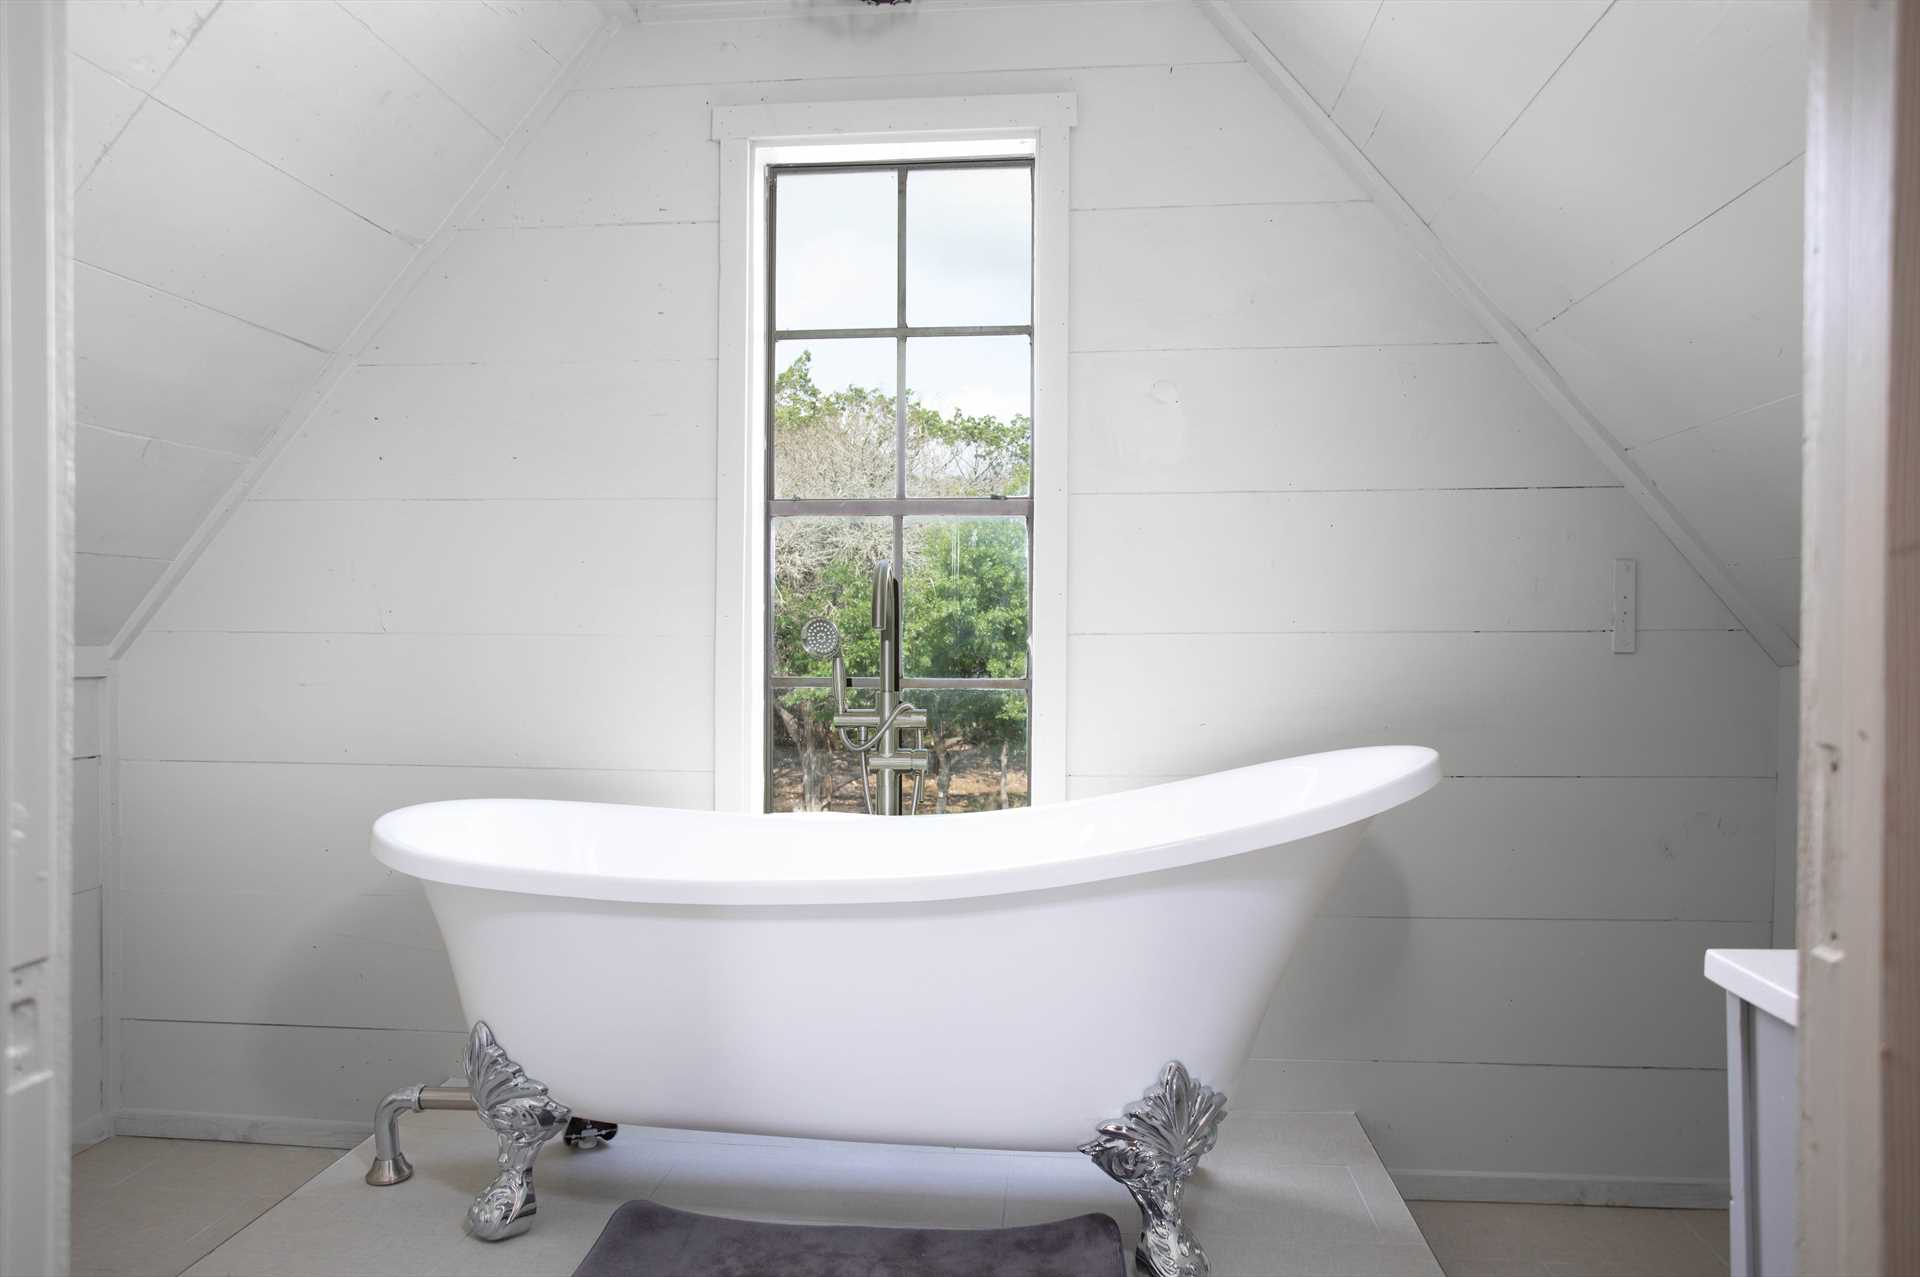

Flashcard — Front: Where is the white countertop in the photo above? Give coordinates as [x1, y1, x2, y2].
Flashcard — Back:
[1705, 948, 1798, 1027]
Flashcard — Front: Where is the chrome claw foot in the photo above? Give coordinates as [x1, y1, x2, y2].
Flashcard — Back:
[1080, 1061, 1228, 1277]
[463, 1021, 571, 1242]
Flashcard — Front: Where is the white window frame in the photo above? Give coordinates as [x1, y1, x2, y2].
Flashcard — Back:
[711, 93, 1075, 814]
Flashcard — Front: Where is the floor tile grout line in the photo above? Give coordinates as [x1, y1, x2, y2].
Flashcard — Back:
[639, 1150, 678, 1201]
[68, 1138, 338, 1277]
[1346, 1162, 1385, 1237]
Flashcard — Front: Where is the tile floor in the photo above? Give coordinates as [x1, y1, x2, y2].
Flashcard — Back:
[69, 1136, 339, 1277]
[69, 1123, 1733, 1277]
[1408, 1201, 1731, 1277]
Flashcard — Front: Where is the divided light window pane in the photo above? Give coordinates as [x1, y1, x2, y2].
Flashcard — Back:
[906, 166, 1031, 327]
[774, 170, 896, 330]
[773, 339, 896, 500]
[770, 515, 890, 676]
[769, 690, 871, 814]
[904, 688, 1030, 814]
[906, 336, 1030, 498]
[902, 516, 1028, 680]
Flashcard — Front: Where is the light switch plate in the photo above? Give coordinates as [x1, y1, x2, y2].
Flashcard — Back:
[1612, 558, 1637, 654]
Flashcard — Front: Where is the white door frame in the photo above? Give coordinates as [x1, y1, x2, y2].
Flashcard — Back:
[0, 1, 73, 1272]
[1799, 1, 1919, 1271]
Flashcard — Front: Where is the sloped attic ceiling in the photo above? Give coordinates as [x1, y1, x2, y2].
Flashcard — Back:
[1224, 0, 1806, 650]
[79, 0, 1805, 664]
[69, 0, 607, 647]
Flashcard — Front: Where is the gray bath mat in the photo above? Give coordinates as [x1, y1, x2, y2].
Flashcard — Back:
[572, 1199, 1124, 1277]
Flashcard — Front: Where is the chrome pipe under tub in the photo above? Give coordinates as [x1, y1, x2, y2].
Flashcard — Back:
[365, 1084, 476, 1187]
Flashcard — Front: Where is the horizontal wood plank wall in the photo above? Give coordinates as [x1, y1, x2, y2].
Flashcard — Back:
[1221, 0, 1808, 649]
[69, 0, 607, 645]
[112, 0, 1781, 1191]
[1056, 2, 1774, 1201]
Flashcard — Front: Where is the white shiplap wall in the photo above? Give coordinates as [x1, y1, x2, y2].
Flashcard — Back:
[1232, 0, 1808, 646]
[69, 0, 606, 645]
[112, 0, 1781, 1196]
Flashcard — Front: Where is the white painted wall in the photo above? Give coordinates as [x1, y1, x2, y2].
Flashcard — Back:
[110, 0, 1784, 1197]
[69, 0, 606, 646]
[1232, 0, 1808, 647]
[71, 677, 107, 1146]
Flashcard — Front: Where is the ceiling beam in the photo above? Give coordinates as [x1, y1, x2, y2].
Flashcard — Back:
[1201, 0, 1800, 668]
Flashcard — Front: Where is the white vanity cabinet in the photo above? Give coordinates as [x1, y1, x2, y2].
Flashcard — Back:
[1705, 949, 1797, 1277]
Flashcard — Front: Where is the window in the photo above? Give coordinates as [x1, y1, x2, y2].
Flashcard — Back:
[710, 94, 1072, 815]
[765, 159, 1034, 814]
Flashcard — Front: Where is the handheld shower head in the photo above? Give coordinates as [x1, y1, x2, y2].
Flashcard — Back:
[801, 617, 842, 660]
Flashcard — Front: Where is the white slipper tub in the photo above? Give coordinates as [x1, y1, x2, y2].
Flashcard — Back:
[366, 745, 1439, 1271]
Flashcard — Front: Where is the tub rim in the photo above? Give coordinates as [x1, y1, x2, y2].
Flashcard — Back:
[371, 744, 1439, 907]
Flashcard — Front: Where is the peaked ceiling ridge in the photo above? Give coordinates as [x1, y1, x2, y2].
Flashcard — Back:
[103, 15, 622, 661]
[1201, 0, 1798, 669]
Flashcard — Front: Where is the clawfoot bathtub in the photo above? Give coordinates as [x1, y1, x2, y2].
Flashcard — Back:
[365, 745, 1438, 1275]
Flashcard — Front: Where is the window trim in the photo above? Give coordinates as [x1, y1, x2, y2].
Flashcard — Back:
[712, 94, 1075, 813]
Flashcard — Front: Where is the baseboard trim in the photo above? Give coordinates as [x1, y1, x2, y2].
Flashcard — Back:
[70, 1112, 112, 1150]
[1393, 1169, 1731, 1209]
[113, 1108, 369, 1150]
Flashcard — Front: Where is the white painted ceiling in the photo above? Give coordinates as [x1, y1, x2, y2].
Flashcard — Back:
[69, 0, 606, 646]
[1228, 0, 1807, 647]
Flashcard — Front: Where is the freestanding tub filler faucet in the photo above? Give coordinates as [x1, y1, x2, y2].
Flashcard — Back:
[800, 559, 929, 815]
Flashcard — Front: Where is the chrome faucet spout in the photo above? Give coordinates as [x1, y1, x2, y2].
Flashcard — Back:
[871, 558, 904, 702]
[871, 558, 890, 637]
